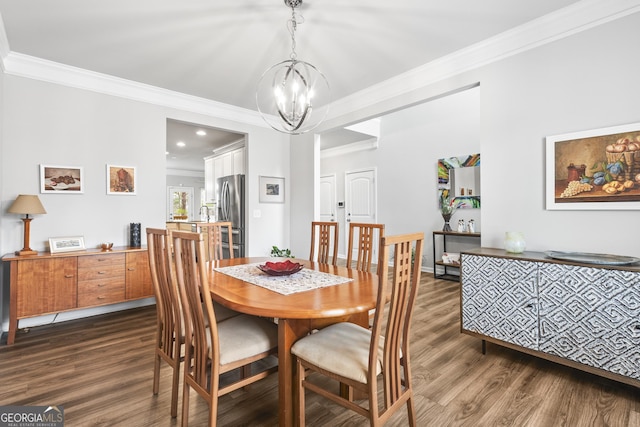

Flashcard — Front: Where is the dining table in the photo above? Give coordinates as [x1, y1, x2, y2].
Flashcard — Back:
[207, 257, 379, 427]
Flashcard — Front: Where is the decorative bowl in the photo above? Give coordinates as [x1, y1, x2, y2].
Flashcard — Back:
[101, 242, 114, 251]
[258, 260, 303, 276]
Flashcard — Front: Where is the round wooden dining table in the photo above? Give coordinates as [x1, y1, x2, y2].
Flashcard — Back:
[208, 257, 379, 427]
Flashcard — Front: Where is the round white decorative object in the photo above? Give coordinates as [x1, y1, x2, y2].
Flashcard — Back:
[505, 231, 526, 253]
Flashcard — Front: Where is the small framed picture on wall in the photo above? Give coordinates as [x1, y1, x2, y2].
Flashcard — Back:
[40, 165, 84, 194]
[259, 176, 285, 203]
[107, 165, 137, 195]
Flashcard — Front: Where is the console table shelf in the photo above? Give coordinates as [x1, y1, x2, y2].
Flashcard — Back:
[432, 231, 481, 281]
[3, 246, 153, 345]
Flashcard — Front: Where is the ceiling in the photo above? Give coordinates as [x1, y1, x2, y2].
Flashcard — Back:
[0, 0, 582, 170]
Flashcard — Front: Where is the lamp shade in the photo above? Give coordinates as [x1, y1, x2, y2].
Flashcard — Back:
[8, 194, 47, 215]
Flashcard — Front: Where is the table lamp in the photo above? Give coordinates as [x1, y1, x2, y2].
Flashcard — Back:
[8, 194, 47, 256]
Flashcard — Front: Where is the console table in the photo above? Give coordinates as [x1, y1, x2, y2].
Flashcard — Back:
[460, 247, 640, 388]
[432, 231, 480, 281]
[3, 246, 153, 345]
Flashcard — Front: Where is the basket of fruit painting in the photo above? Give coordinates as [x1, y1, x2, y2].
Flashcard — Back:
[605, 137, 639, 180]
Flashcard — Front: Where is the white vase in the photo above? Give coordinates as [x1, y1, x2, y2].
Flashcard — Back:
[504, 232, 526, 253]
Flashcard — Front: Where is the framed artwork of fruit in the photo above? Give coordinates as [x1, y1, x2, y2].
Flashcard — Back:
[40, 165, 84, 194]
[546, 121, 640, 210]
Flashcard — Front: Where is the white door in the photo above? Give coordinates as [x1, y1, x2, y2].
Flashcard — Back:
[167, 186, 194, 221]
[319, 174, 336, 223]
[345, 169, 377, 257]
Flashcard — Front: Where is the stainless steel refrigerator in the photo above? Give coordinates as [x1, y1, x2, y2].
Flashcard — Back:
[217, 174, 245, 257]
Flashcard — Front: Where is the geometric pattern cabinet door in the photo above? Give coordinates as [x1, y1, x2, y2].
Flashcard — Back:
[538, 264, 640, 380]
[461, 254, 539, 349]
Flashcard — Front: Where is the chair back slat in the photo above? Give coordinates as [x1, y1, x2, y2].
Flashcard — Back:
[309, 221, 339, 265]
[346, 222, 385, 274]
[371, 232, 423, 408]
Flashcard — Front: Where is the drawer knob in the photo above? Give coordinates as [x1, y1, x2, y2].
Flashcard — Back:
[98, 271, 106, 274]
[97, 296, 106, 300]
[64, 274, 74, 278]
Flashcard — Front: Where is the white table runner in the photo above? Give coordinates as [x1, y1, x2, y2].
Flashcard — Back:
[214, 263, 353, 295]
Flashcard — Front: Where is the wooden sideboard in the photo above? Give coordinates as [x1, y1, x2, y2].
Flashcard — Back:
[460, 247, 640, 388]
[3, 246, 153, 345]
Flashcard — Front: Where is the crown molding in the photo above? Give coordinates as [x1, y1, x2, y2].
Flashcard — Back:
[2, 51, 269, 128]
[321, 138, 378, 159]
[327, 0, 640, 120]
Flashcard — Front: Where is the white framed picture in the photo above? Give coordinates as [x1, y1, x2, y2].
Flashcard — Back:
[49, 236, 86, 254]
[107, 165, 137, 195]
[40, 165, 84, 194]
[259, 176, 285, 203]
[546, 121, 640, 210]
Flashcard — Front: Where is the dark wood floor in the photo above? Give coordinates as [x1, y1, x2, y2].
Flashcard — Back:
[1, 274, 639, 426]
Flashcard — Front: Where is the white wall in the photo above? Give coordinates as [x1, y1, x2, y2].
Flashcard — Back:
[0, 74, 289, 331]
[292, 11, 640, 260]
[478, 12, 640, 256]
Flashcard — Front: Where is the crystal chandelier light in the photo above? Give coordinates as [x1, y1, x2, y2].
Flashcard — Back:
[256, 0, 330, 135]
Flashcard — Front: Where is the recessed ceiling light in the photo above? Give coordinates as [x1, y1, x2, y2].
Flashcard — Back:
[196, 130, 207, 136]
[176, 141, 186, 147]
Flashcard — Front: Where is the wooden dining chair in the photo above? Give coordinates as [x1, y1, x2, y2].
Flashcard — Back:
[196, 221, 240, 322]
[309, 221, 339, 266]
[147, 227, 183, 418]
[171, 230, 278, 427]
[197, 221, 234, 262]
[346, 222, 385, 274]
[292, 232, 424, 427]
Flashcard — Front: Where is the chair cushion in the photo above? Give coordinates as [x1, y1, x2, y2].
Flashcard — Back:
[291, 322, 383, 384]
[213, 301, 241, 322]
[215, 315, 278, 366]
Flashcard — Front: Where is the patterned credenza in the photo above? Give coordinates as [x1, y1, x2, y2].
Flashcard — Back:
[461, 248, 640, 388]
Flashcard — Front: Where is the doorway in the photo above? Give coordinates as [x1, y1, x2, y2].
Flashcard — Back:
[344, 168, 377, 258]
[319, 174, 337, 223]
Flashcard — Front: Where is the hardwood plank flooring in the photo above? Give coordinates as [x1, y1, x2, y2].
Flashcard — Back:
[1, 274, 638, 426]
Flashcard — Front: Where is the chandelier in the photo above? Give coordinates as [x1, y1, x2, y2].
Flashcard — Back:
[256, 0, 330, 135]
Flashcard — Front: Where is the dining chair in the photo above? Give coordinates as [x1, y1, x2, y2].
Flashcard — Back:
[346, 222, 385, 274]
[147, 227, 183, 418]
[309, 221, 339, 266]
[171, 230, 278, 427]
[197, 221, 234, 262]
[196, 221, 240, 322]
[292, 232, 424, 427]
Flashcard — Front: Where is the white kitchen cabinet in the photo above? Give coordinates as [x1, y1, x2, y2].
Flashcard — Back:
[204, 147, 245, 203]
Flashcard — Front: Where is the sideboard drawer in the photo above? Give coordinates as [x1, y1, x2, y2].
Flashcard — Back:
[78, 253, 125, 268]
[77, 278, 125, 307]
[78, 263, 125, 281]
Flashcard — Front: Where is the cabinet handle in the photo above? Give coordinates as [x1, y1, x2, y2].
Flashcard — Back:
[98, 271, 106, 274]
[127, 268, 136, 271]
[97, 296, 106, 300]
[64, 274, 74, 278]
[98, 283, 106, 287]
